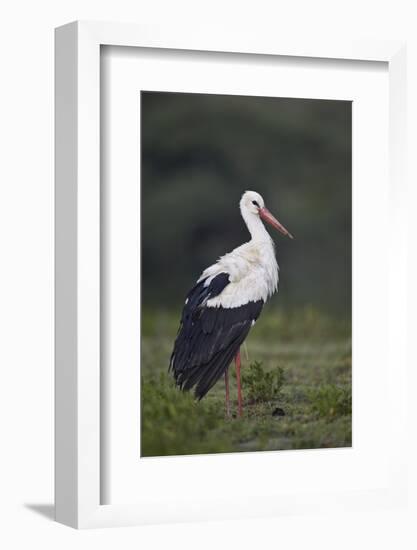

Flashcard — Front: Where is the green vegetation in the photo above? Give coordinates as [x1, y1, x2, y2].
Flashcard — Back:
[240, 361, 285, 404]
[141, 375, 231, 456]
[309, 384, 352, 418]
[141, 307, 352, 457]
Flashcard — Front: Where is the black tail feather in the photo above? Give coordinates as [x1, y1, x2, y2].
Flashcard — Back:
[169, 272, 263, 399]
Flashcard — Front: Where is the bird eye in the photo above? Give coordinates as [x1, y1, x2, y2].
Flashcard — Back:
[252, 200, 259, 207]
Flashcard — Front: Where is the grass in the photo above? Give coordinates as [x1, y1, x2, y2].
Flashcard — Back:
[141, 306, 352, 457]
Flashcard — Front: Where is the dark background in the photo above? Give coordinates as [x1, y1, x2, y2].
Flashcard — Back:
[141, 91, 351, 316]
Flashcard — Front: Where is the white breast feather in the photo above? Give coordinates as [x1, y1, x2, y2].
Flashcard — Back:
[198, 240, 279, 308]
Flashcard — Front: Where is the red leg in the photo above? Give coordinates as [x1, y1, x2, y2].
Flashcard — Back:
[224, 369, 231, 418]
[235, 349, 243, 417]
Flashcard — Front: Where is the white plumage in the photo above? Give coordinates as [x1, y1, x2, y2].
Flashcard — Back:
[199, 191, 279, 308]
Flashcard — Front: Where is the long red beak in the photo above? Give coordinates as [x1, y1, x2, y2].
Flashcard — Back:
[259, 207, 294, 239]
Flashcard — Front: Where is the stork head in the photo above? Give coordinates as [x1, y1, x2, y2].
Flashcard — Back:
[240, 190, 293, 239]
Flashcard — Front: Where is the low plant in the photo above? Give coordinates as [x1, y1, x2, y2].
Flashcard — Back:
[309, 384, 351, 418]
[240, 361, 285, 404]
[141, 373, 231, 456]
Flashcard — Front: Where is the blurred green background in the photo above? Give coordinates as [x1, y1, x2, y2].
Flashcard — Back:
[141, 91, 352, 314]
[140, 91, 352, 457]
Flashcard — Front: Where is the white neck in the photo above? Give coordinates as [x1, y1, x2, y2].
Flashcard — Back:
[242, 209, 272, 243]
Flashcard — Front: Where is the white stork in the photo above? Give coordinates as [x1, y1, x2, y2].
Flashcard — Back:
[169, 190, 293, 417]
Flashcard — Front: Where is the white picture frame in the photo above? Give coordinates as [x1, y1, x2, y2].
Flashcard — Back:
[55, 21, 407, 529]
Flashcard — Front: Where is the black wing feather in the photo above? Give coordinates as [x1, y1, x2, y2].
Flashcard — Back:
[169, 273, 263, 399]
